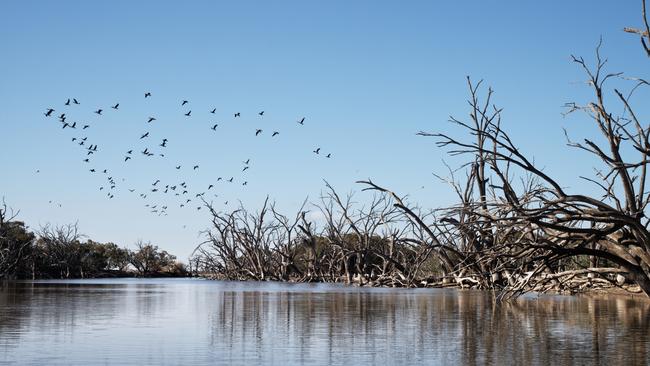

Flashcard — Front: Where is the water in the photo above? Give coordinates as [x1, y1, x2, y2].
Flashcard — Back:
[0, 279, 648, 365]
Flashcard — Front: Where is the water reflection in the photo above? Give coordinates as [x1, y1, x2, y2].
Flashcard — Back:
[0, 279, 648, 365]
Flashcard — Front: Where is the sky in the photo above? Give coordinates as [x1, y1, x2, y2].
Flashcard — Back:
[1, 1, 648, 259]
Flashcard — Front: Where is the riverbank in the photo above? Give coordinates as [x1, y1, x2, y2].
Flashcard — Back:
[196, 272, 649, 300]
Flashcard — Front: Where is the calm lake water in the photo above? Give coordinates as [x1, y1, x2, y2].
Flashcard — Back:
[0, 279, 648, 365]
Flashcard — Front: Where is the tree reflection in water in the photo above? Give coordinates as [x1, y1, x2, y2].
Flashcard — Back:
[0, 280, 648, 365]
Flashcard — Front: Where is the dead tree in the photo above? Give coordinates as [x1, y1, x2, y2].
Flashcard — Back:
[0, 199, 34, 279]
[424, 18, 650, 296]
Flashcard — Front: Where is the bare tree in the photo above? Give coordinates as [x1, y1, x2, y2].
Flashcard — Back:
[0, 199, 34, 279]
[420, 18, 650, 297]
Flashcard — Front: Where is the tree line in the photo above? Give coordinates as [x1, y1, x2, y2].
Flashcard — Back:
[0, 203, 186, 279]
[191, 2, 650, 299]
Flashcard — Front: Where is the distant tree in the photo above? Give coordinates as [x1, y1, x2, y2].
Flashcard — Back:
[0, 200, 35, 279]
[37, 223, 84, 278]
[129, 240, 176, 276]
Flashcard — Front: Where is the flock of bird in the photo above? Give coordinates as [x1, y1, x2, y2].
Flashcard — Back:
[42, 94, 333, 218]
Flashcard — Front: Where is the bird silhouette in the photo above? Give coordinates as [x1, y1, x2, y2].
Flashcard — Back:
[124, 156, 131, 162]
[160, 139, 168, 147]
[255, 129, 262, 136]
[65, 99, 70, 106]
[244, 159, 250, 165]
[45, 108, 54, 117]
[182, 100, 189, 106]
[210, 108, 216, 114]
[176, 165, 181, 169]
[211, 124, 218, 130]
[298, 117, 305, 125]
[326, 153, 331, 158]
[242, 181, 248, 186]
[83, 158, 90, 163]
[227, 177, 233, 183]
[112, 103, 119, 109]
[127, 150, 132, 154]
[242, 166, 249, 172]
[73, 98, 79, 105]
[90, 169, 96, 172]
[145, 92, 151, 98]
[140, 132, 149, 139]
[62, 122, 70, 129]
[184, 111, 191, 117]
[208, 184, 214, 190]
[148, 117, 156, 123]
[259, 111, 264, 116]
[272, 131, 279, 137]
[95, 109, 103, 115]
[313, 148, 321, 154]
[193, 165, 199, 170]
[234, 112, 240, 117]
[83, 125, 90, 129]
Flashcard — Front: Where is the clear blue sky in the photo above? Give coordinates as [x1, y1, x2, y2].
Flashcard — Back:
[1, 1, 647, 259]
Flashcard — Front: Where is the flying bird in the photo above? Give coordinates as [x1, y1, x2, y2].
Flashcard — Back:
[298, 117, 305, 125]
[127, 150, 132, 154]
[258, 111, 264, 116]
[184, 111, 191, 117]
[147, 117, 156, 123]
[244, 159, 250, 165]
[112, 103, 119, 109]
[83, 125, 90, 129]
[45, 108, 55, 117]
[160, 139, 168, 147]
[255, 129, 263, 136]
[210, 108, 216, 114]
[145, 92, 151, 98]
[65, 99, 70, 106]
[176, 165, 181, 169]
[211, 124, 218, 130]
[182, 100, 188, 106]
[140, 132, 149, 139]
[313, 148, 321, 154]
[193, 165, 199, 170]
[242, 166, 249, 172]
[234, 112, 240, 117]
[73, 98, 79, 105]
[95, 109, 103, 115]
[326, 153, 331, 158]
[272, 131, 279, 137]
[124, 156, 131, 162]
